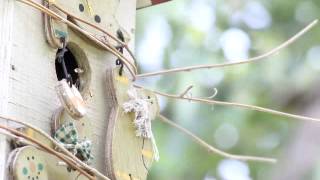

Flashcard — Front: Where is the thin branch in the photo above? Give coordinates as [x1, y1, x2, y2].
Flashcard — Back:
[17, 0, 137, 80]
[137, 20, 318, 78]
[135, 85, 320, 122]
[158, 114, 277, 163]
[179, 85, 193, 97]
[0, 115, 111, 180]
[0, 125, 94, 179]
[0, 129, 20, 140]
[208, 88, 218, 99]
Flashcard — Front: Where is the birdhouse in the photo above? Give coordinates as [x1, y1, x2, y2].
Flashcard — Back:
[1, 0, 318, 180]
[0, 0, 170, 180]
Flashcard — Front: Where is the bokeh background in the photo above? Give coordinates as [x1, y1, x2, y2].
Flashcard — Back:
[135, 0, 320, 179]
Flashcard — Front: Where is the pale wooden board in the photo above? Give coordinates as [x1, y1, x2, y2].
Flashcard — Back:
[0, 0, 137, 179]
[105, 68, 159, 180]
[0, 0, 14, 179]
[0, 0, 13, 113]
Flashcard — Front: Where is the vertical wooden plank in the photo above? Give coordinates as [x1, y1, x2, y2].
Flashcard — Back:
[0, 0, 14, 179]
[0, 0, 13, 113]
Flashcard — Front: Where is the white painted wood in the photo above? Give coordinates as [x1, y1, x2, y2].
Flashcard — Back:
[0, 0, 14, 113]
[0, 0, 137, 179]
[0, 0, 14, 179]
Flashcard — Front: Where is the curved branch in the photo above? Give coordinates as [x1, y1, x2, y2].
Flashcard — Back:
[207, 88, 218, 99]
[158, 114, 277, 163]
[135, 85, 320, 122]
[137, 20, 318, 78]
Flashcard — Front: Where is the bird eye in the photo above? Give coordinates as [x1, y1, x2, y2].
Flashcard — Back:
[94, 15, 101, 23]
[79, 3, 85, 12]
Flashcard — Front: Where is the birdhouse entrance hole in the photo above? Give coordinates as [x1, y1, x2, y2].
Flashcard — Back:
[55, 43, 91, 97]
[55, 46, 80, 88]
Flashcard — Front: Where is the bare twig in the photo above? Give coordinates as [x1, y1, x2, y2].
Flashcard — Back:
[137, 20, 318, 78]
[158, 114, 277, 163]
[0, 115, 111, 180]
[179, 85, 193, 97]
[0, 129, 20, 140]
[208, 88, 218, 99]
[135, 85, 320, 122]
[17, 0, 137, 80]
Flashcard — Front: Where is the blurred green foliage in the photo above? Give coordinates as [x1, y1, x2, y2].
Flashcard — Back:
[135, 0, 320, 179]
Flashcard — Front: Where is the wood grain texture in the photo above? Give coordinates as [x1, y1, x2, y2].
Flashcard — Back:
[0, 0, 14, 179]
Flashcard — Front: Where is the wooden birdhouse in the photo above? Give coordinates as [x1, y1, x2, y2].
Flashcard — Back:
[1, 0, 319, 179]
[0, 0, 170, 180]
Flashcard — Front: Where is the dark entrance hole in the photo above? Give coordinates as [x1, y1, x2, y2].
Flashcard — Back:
[55, 47, 80, 89]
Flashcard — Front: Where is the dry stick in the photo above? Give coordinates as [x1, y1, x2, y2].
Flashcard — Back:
[179, 85, 193, 97]
[0, 115, 111, 180]
[0, 129, 21, 140]
[134, 85, 320, 122]
[137, 20, 319, 78]
[208, 88, 218, 99]
[52, 3, 137, 63]
[158, 114, 277, 163]
[0, 125, 94, 180]
[17, 0, 137, 80]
